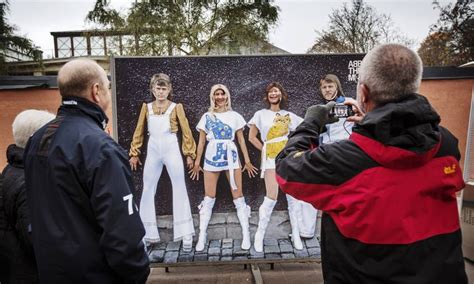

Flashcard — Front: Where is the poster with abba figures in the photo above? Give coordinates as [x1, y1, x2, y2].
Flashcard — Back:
[112, 53, 364, 263]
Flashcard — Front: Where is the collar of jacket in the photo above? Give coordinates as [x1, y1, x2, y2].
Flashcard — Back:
[353, 93, 440, 151]
[59, 96, 109, 130]
[6, 144, 24, 169]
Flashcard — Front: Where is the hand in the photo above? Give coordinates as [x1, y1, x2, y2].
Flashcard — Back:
[304, 101, 339, 129]
[186, 156, 194, 170]
[242, 161, 258, 178]
[188, 161, 203, 180]
[129, 156, 142, 171]
[344, 98, 365, 123]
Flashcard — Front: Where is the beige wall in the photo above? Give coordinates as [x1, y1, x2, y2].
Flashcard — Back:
[0, 79, 473, 169]
[419, 79, 473, 170]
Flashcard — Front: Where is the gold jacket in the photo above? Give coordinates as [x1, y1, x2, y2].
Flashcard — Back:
[129, 102, 197, 159]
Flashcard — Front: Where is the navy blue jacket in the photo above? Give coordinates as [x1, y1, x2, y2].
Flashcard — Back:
[24, 97, 149, 284]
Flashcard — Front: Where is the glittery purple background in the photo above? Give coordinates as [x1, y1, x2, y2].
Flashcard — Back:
[113, 54, 364, 215]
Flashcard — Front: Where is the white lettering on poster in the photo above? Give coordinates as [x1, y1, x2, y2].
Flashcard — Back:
[348, 60, 361, 82]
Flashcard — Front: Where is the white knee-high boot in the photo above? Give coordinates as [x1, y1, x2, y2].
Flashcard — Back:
[254, 197, 277, 253]
[234, 197, 251, 250]
[287, 195, 303, 250]
[196, 196, 215, 252]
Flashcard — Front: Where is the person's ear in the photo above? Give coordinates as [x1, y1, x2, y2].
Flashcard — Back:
[91, 82, 101, 104]
[359, 83, 370, 104]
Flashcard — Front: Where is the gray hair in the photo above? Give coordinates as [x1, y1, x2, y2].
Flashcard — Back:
[12, 109, 55, 148]
[358, 44, 422, 105]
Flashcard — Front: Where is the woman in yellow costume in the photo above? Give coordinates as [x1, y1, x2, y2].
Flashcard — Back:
[129, 73, 196, 252]
[248, 82, 317, 252]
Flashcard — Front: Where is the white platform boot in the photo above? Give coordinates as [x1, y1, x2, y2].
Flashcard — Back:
[254, 196, 277, 253]
[195, 196, 215, 252]
[287, 195, 303, 250]
[234, 197, 251, 250]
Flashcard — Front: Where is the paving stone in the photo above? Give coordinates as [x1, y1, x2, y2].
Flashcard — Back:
[279, 244, 294, 253]
[222, 248, 233, 257]
[266, 211, 292, 239]
[307, 247, 321, 257]
[208, 256, 220, 262]
[227, 225, 243, 239]
[226, 212, 239, 224]
[193, 254, 208, 262]
[249, 247, 264, 259]
[265, 253, 281, 259]
[233, 248, 249, 256]
[264, 245, 280, 254]
[154, 242, 167, 250]
[163, 251, 179, 264]
[305, 237, 320, 248]
[148, 250, 165, 263]
[208, 247, 221, 256]
[209, 213, 227, 225]
[209, 239, 222, 248]
[208, 226, 226, 239]
[233, 239, 242, 249]
[234, 256, 249, 261]
[278, 239, 292, 246]
[178, 254, 194, 262]
[166, 241, 181, 251]
[294, 248, 309, 258]
[263, 239, 278, 246]
[220, 256, 233, 261]
[281, 253, 296, 259]
[222, 238, 233, 249]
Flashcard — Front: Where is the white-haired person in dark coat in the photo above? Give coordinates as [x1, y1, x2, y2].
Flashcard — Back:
[0, 109, 55, 284]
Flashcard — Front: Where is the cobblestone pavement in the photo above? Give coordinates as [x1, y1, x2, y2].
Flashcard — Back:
[148, 237, 321, 264]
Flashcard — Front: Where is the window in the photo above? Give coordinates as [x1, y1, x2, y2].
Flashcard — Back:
[57, 37, 71, 58]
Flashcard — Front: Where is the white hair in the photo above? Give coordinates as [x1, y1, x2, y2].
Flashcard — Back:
[359, 43, 423, 105]
[208, 84, 232, 113]
[12, 109, 55, 148]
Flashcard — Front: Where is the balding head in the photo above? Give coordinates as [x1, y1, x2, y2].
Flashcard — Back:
[57, 58, 107, 99]
[358, 44, 423, 106]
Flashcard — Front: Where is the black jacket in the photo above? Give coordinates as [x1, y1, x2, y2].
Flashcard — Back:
[0, 144, 37, 284]
[276, 94, 467, 283]
[24, 97, 150, 284]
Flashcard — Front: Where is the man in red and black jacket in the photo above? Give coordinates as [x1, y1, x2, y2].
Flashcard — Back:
[276, 44, 467, 283]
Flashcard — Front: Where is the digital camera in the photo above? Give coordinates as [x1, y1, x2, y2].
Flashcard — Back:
[330, 103, 354, 118]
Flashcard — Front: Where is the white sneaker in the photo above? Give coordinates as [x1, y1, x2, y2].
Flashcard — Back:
[182, 235, 193, 252]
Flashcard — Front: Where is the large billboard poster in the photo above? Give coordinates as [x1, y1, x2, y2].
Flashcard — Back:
[112, 54, 364, 264]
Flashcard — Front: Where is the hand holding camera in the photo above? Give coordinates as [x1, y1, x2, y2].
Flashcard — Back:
[304, 101, 339, 130]
[343, 98, 365, 123]
[329, 103, 354, 118]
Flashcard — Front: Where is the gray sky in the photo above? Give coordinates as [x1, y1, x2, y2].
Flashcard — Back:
[8, 0, 448, 58]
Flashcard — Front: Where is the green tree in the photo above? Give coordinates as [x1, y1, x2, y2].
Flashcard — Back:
[0, 0, 42, 74]
[418, 1, 473, 66]
[308, 0, 412, 54]
[86, 0, 279, 56]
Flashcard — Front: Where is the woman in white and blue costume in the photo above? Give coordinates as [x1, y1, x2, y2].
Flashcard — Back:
[190, 84, 258, 252]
